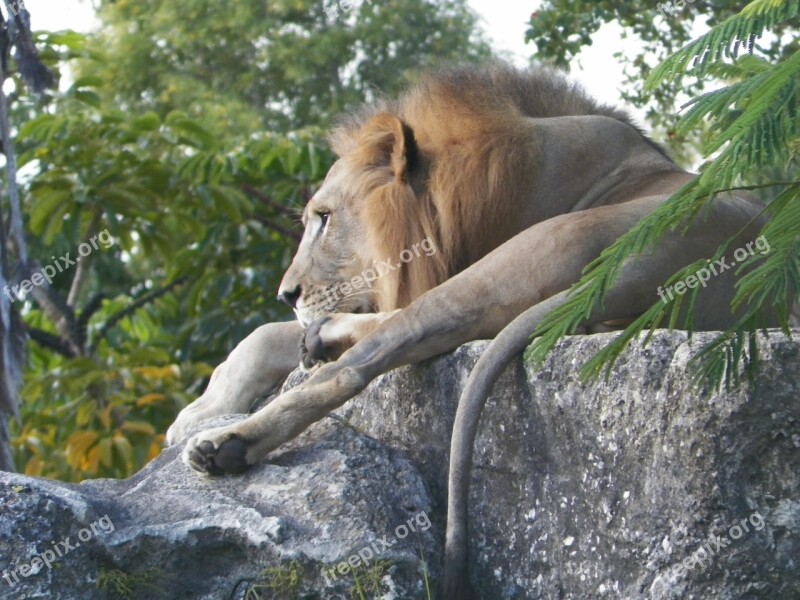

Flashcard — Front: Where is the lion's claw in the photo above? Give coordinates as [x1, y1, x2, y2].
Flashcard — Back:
[185, 435, 251, 476]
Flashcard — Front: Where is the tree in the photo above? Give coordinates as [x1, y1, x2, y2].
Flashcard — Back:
[526, 0, 800, 390]
[10, 48, 333, 479]
[0, 1, 56, 471]
[84, 0, 491, 136]
[526, 0, 798, 163]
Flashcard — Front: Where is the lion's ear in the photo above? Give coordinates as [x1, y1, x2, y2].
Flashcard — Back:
[359, 113, 417, 182]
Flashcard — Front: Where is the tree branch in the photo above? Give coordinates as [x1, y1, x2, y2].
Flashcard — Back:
[76, 292, 105, 349]
[250, 213, 302, 242]
[0, 15, 26, 270]
[26, 283, 82, 356]
[241, 183, 299, 220]
[89, 278, 187, 353]
[67, 209, 103, 307]
[27, 327, 78, 358]
[0, 1, 57, 471]
[3, 2, 54, 94]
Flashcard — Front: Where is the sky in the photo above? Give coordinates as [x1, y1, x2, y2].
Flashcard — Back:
[26, 0, 644, 121]
[467, 0, 647, 113]
[29, 0, 96, 33]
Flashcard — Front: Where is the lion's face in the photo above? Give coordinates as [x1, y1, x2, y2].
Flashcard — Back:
[277, 160, 376, 327]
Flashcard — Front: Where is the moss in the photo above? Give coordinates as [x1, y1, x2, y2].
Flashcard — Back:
[349, 560, 392, 600]
[245, 560, 302, 600]
[246, 553, 433, 600]
[97, 567, 162, 599]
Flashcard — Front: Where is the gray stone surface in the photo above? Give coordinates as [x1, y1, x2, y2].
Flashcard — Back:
[1, 329, 799, 599]
[0, 417, 438, 599]
[330, 330, 800, 599]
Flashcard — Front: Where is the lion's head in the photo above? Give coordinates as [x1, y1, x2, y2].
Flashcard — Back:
[277, 112, 448, 327]
[278, 63, 648, 327]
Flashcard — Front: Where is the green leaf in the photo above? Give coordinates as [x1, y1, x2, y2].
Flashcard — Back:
[165, 113, 217, 150]
[131, 112, 162, 132]
[72, 90, 102, 108]
[39, 30, 87, 50]
[70, 75, 104, 90]
[29, 189, 72, 235]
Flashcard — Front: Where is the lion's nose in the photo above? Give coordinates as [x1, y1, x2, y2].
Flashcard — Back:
[277, 285, 302, 308]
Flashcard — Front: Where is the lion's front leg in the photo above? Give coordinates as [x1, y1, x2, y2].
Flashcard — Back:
[183, 360, 369, 474]
[181, 313, 400, 473]
[166, 321, 302, 445]
[301, 310, 401, 367]
[182, 284, 515, 476]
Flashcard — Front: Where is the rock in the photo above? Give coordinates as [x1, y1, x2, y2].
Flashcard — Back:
[0, 417, 439, 599]
[328, 329, 800, 599]
[1, 329, 799, 599]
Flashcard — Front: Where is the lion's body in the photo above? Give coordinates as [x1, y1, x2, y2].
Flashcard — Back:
[326, 66, 678, 311]
[166, 64, 770, 599]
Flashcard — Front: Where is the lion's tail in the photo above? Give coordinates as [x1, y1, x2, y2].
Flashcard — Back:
[443, 289, 573, 600]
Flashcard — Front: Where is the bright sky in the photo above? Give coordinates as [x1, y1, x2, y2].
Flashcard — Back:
[28, 0, 97, 32]
[467, 0, 648, 119]
[27, 0, 645, 122]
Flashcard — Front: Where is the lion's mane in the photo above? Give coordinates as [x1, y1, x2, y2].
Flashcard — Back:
[327, 63, 661, 311]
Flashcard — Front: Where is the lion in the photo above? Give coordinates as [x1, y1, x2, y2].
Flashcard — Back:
[165, 63, 770, 598]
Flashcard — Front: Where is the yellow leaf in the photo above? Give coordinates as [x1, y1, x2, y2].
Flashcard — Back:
[98, 438, 114, 468]
[67, 430, 98, 454]
[100, 404, 114, 430]
[133, 366, 178, 380]
[136, 393, 166, 407]
[121, 421, 156, 436]
[76, 402, 96, 427]
[147, 441, 163, 462]
[66, 431, 99, 470]
[24, 457, 43, 476]
[83, 446, 100, 474]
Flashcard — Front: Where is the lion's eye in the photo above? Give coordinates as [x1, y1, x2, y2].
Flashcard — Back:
[316, 211, 330, 228]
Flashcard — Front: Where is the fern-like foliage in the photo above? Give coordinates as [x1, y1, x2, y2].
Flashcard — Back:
[525, 0, 800, 389]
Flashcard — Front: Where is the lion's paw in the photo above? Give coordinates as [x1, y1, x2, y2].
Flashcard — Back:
[183, 428, 253, 476]
[166, 407, 202, 446]
[167, 399, 230, 447]
[300, 316, 332, 371]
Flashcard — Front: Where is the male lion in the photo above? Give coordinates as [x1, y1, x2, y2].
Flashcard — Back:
[166, 63, 769, 598]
